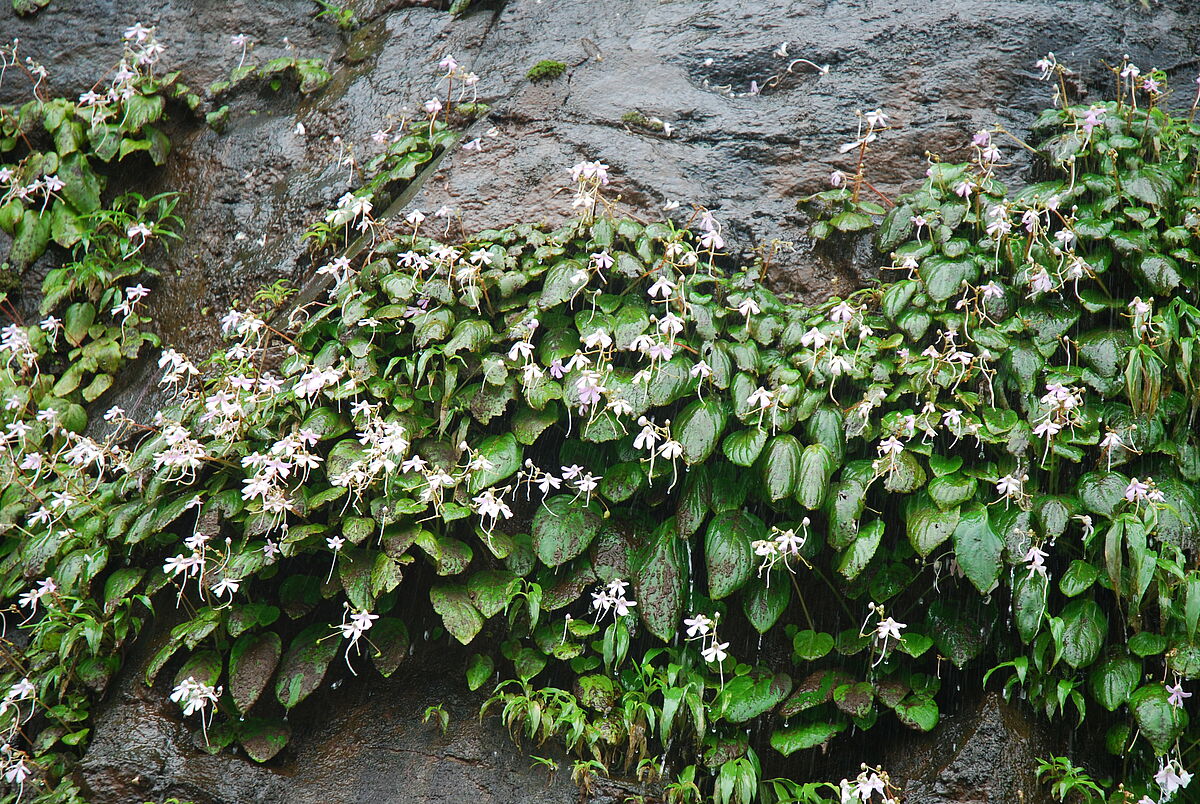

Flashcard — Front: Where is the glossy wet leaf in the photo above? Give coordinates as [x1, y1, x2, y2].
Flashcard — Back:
[769, 719, 847, 756]
[1130, 684, 1186, 753]
[430, 585, 484, 645]
[1089, 656, 1139, 711]
[1060, 599, 1107, 669]
[532, 494, 602, 567]
[634, 519, 686, 641]
[742, 576, 790, 634]
[760, 434, 803, 502]
[952, 504, 1003, 594]
[716, 669, 792, 723]
[238, 717, 290, 763]
[705, 510, 757, 599]
[838, 519, 882, 581]
[895, 696, 939, 731]
[722, 428, 767, 467]
[793, 630, 835, 662]
[907, 500, 960, 558]
[369, 618, 410, 678]
[229, 631, 281, 714]
[673, 398, 728, 465]
[796, 443, 835, 509]
[466, 653, 494, 691]
[275, 624, 339, 710]
[467, 433, 522, 493]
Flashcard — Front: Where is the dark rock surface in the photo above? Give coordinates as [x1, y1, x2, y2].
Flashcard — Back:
[883, 691, 1058, 804]
[4, 0, 1199, 801]
[78, 645, 586, 804]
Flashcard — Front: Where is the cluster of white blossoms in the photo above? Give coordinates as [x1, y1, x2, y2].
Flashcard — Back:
[752, 520, 810, 579]
[861, 603, 905, 668]
[590, 578, 637, 621]
[169, 676, 222, 742]
[1032, 382, 1085, 461]
[838, 764, 899, 803]
[683, 612, 731, 682]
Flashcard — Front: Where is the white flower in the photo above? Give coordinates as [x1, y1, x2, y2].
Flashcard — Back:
[170, 676, 221, 717]
[647, 276, 676, 299]
[634, 421, 660, 451]
[877, 436, 903, 457]
[658, 440, 683, 460]
[829, 302, 854, 323]
[211, 577, 241, 597]
[3, 758, 29, 786]
[1125, 477, 1150, 503]
[684, 614, 712, 638]
[702, 641, 729, 663]
[875, 616, 905, 643]
[737, 298, 760, 318]
[996, 474, 1022, 498]
[747, 386, 774, 409]
[1024, 545, 1049, 578]
[1155, 760, 1192, 798]
[1036, 53, 1057, 80]
[801, 326, 832, 351]
[753, 539, 778, 557]
[690, 360, 712, 379]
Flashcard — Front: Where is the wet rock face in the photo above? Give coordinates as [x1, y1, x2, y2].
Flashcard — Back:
[882, 691, 1058, 804]
[77, 645, 585, 804]
[6, 0, 1199, 800]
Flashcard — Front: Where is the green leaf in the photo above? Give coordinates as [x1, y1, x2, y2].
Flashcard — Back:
[1059, 599, 1107, 669]
[1130, 684, 1186, 753]
[742, 576, 790, 634]
[274, 624, 338, 710]
[927, 600, 987, 668]
[769, 720, 847, 756]
[837, 519, 882, 581]
[466, 653, 494, 691]
[369, 618, 410, 678]
[674, 399, 728, 465]
[895, 696, 939, 731]
[927, 473, 977, 509]
[1129, 631, 1168, 658]
[722, 428, 767, 467]
[532, 495, 602, 567]
[102, 568, 144, 615]
[1135, 254, 1182, 294]
[920, 256, 977, 302]
[430, 585, 484, 645]
[238, 718, 291, 763]
[512, 402, 559, 445]
[830, 211, 872, 232]
[716, 670, 793, 723]
[1089, 656, 1139, 712]
[876, 203, 915, 252]
[468, 433, 522, 493]
[467, 569, 518, 618]
[10, 207, 51, 268]
[952, 504, 1002, 594]
[793, 630, 835, 661]
[705, 510, 758, 599]
[796, 443, 835, 509]
[1059, 560, 1099, 597]
[759, 435, 803, 502]
[230, 631, 282, 714]
[1013, 573, 1047, 644]
[1077, 472, 1129, 518]
[57, 152, 102, 213]
[635, 519, 686, 641]
[173, 650, 222, 690]
[907, 500, 960, 558]
[599, 461, 645, 502]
